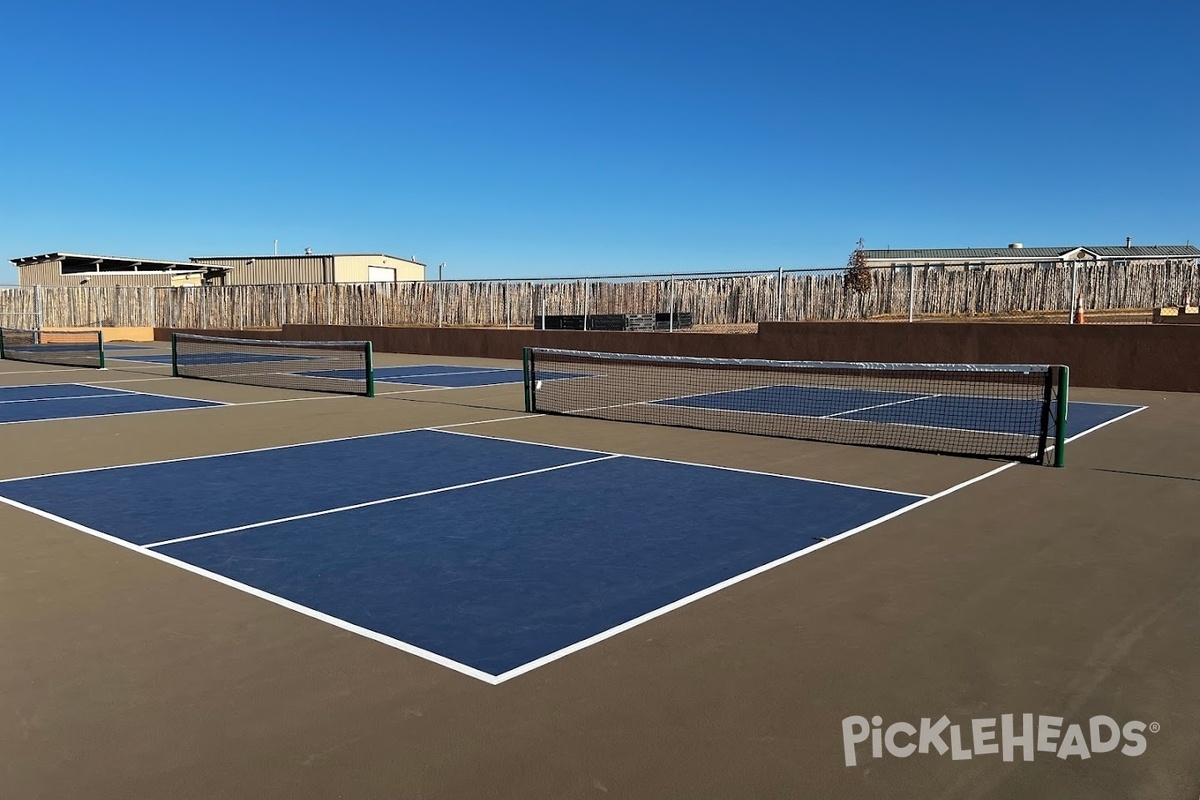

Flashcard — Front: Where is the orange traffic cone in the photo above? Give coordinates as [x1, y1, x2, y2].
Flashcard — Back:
[1073, 294, 1085, 324]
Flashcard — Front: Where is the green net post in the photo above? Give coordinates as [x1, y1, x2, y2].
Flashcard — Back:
[170, 333, 179, 377]
[97, 330, 106, 369]
[364, 341, 375, 397]
[522, 347, 534, 412]
[1054, 365, 1070, 468]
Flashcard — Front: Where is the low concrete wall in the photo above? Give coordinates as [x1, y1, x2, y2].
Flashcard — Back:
[155, 322, 1200, 393]
[41, 326, 156, 342]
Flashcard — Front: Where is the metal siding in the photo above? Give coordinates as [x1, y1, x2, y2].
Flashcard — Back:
[190, 257, 324, 285]
[17, 261, 181, 287]
[17, 261, 62, 286]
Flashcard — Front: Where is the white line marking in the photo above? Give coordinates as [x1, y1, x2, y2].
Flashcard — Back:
[0, 367, 96, 375]
[820, 393, 941, 419]
[434, 414, 544, 428]
[0, 494, 499, 685]
[0, 401, 228, 427]
[143, 455, 620, 548]
[75, 376, 182, 384]
[76, 382, 236, 406]
[374, 386, 453, 396]
[0, 380, 115, 390]
[614, 397, 1043, 439]
[1061, 405, 1148, 446]
[489, 459, 1020, 684]
[0, 393, 125, 405]
[434, 427, 926, 497]
[376, 367, 515, 379]
[0, 415, 553, 483]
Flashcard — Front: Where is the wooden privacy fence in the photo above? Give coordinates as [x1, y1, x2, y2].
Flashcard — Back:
[2, 261, 1198, 330]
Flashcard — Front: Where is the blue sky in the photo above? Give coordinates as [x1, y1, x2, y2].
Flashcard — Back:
[2, 0, 1196, 284]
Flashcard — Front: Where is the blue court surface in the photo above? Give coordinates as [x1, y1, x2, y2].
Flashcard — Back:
[0, 383, 224, 424]
[0, 428, 928, 682]
[655, 385, 1142, 439]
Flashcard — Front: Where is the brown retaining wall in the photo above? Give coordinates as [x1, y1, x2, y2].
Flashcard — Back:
[156, 322, 1200, 393]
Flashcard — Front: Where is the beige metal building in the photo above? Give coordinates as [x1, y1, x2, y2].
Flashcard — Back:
[189, 253, 426, 285]
[10, 253, 228, 287]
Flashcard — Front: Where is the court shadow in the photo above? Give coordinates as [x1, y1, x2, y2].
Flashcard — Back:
[1093, 468, 1200, 483]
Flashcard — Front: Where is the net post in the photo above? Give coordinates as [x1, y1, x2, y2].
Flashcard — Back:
[1054, 365, 1070, 467]
[170, 333, 179, 377]
[364, 341, 375, 397]
[0, 328, 5, 360]
[522, 347, 534, 412]
[97, 330, 106, 369]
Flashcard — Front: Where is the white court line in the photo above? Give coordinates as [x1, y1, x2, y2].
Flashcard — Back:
[489, 460, 1019, 683]
[625, 396, 1041, 439]
[0, 403, 226, 427]
[0, 493, 499, 685]
[820, 393, 941, 419]
[143, 455, 620, 548]
[0, 413, 551, 484]
[0, 402, 1148, 684]
[71, 376, 180, 386]
[0, 367, 97, 375]
[1059, 405, 1148, 447]
[0, 393, 127, 406]
[374, 387, 453, 396]
[0, 380, 120, 390]
[435, 427, 927, 498]
[76, 382, 236, 406]
[375, 367, 515, 379]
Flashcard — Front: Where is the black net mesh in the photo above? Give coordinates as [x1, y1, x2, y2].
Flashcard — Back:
[173, 334, 372, 396]
[0, 328, 105, 368]
[527, 348, 1060, 463]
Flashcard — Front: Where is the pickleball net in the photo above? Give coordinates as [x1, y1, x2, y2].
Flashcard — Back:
[172, 333, 375, 396]
[523, 348, 1069, 465]
[0, 327, 106, 368]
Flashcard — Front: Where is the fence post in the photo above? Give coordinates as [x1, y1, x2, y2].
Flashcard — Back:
[583, 279, 589, 330]
[540, 285, 547, 329]
[1067, 260, 1077, 324]
[776, 266, 783, 321]
[33, 284, 42, 329]
[505, 281, 510, 329]
[669, 276, 676, 332]
[908, 265, 916, 322]
[438, 280, 444, 327]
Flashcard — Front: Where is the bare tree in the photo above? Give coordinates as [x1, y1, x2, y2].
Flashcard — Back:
[844, 238, 872, 294]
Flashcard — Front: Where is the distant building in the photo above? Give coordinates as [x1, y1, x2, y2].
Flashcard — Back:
[860, 241, 1200, 270]
[10, 251, 426, 287]
[189, 253, 425, 285]
[10, 253, 228, 287]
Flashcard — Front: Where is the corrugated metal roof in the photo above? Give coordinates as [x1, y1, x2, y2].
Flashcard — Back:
[862, 244, 1200, 260]
[10, 252, 213, 269]
[190, 253, 426, 265]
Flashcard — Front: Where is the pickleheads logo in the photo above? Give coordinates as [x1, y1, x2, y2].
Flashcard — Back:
[842, 714, 1158, 767]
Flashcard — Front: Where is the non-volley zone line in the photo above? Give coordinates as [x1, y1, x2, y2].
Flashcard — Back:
[0, 427, 938, 684]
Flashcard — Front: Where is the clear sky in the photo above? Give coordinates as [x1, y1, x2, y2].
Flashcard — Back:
[2, 0, 1196, 284]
